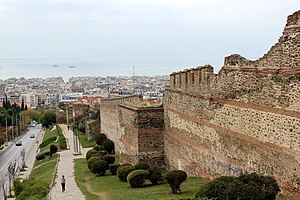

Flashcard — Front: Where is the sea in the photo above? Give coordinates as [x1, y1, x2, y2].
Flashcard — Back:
[0, 58, 181, 82]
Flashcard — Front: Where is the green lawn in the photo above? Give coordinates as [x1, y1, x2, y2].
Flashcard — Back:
[31, 154, 58, 183]
[15, 154, 58, 200]
[40, 125, 67, 152]
[74, 158, 299, 200]
[74, 158, 205, 200]
[79, 133, 96, 148]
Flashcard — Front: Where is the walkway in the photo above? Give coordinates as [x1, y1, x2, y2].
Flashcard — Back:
[49, 124, 86, 200]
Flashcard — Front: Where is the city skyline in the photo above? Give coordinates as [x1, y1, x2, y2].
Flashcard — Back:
[0, 0, 299, 80]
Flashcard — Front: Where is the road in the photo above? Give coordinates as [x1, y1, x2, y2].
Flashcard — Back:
[0, 124, 42, 198]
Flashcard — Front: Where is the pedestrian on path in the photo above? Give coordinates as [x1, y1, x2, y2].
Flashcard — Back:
[61, 175, 66, 192]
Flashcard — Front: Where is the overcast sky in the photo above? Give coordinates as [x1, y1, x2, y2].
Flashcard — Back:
[0, 0, 299, 80]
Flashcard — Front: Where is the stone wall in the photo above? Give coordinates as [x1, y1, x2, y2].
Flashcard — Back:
[100, 95, 140, 154]
[119, 104, 164, 166]
[85, 119, 100, 140]
[66, 103, 90, 125]
[165, 10, 300, 194]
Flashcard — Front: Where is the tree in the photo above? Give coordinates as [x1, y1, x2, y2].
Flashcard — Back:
[21, 99, 24, 111]
[40, 111, 56, 128]
[165, 170, 187, 194]
[50, 145, 58, 157]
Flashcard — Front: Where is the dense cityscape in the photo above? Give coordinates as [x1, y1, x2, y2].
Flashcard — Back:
[0, 75, 169, 108]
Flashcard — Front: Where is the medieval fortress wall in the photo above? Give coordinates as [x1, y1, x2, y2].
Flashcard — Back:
[99, 11, 300, 193]
[164, 10, 300, 193]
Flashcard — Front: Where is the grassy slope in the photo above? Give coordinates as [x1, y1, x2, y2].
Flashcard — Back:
[74, 158, 205, 200]
[79, 133, 96, 148]
[40, 125, 66, 152]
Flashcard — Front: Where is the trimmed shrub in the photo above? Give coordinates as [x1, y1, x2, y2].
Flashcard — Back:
[103, 139, 115, 154]
[102, 155, 115, 164]
[87, 157, 102, 170]
[91, 160, 109, 176]
[93, 145, 105, 151]
[119, 163, 133, 168]
[117, 165, 134, 182]
[36, 152, 46, 160]
[99, 150, 108, 156]
[148, 166, 164, 185]
[109, 163, 120, 175]
[50, 144, 58, 156]
[127, 169, 149, 188]
[134, 162, 150, 170]
[96, 133, 107, 145]
[195, 173, 280, 200]
[39, 136, 57, 148]
[85, 149, 97, 160]
[59, 137, 67, 149]
[44, 151, 51, 156]
[90, 152, 104, 159]
[165, 170, 187, 194]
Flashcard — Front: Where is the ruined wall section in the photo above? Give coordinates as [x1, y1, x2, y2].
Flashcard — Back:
[170, 11, 300, 111]
[119, 104, 165, 166]
[100, 95, 140, 154]
[165, 10, 300, 193]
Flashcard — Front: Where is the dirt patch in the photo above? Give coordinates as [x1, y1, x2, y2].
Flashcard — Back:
[83, 182, 109, 200]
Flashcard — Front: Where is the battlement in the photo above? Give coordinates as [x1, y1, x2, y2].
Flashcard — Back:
[170, 10, 300, 98]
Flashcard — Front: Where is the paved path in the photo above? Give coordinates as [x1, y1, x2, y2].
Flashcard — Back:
[49, 124, 86, 200]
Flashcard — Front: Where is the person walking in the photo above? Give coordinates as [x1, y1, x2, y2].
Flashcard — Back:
[61, 175, 66, 192]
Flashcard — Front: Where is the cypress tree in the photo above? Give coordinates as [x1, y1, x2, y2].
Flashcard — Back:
[21, 99, 24, 111]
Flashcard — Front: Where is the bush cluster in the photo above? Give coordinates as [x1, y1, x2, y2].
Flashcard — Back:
[117, 165, 134, 182]
[109, 163, 120, 175]
[36, 152, 46, 160]
[96, 133, 107, 145]
[86, 141, 117, 176]
[103, 139, 115, 154]
[91, 160, 109, 175]
[15, 180, 49, 200]
[127, 169, 149, 188]
[195, 173, 280, 200]
[134, 162, 150, 170]
[93, 145, 105, 151]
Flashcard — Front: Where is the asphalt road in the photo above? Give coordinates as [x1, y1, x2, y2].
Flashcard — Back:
[0, 124, 42, 197]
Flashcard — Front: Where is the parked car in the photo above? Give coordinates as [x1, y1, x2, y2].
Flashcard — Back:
[30, 134, 35, 138]
[16, 141, 22, 146]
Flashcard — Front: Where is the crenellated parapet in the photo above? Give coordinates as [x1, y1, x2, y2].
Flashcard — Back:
[169, 10, 300, 110]
[170, 65, 214, 96]
[164, 10, 300, 195]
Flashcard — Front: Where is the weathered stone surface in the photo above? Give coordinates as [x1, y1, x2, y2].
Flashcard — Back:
[100, 95, 140, 154]
[164, 10, 300, 194]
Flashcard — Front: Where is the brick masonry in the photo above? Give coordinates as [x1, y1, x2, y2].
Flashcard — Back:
[119, 104, 165, 166]
[100, 95, 141, 154]
[165, 10, 300, 194]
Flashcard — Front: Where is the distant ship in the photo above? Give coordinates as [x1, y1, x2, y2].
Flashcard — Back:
[52, 65, 59, 67]
[69, 65, 76, 68]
